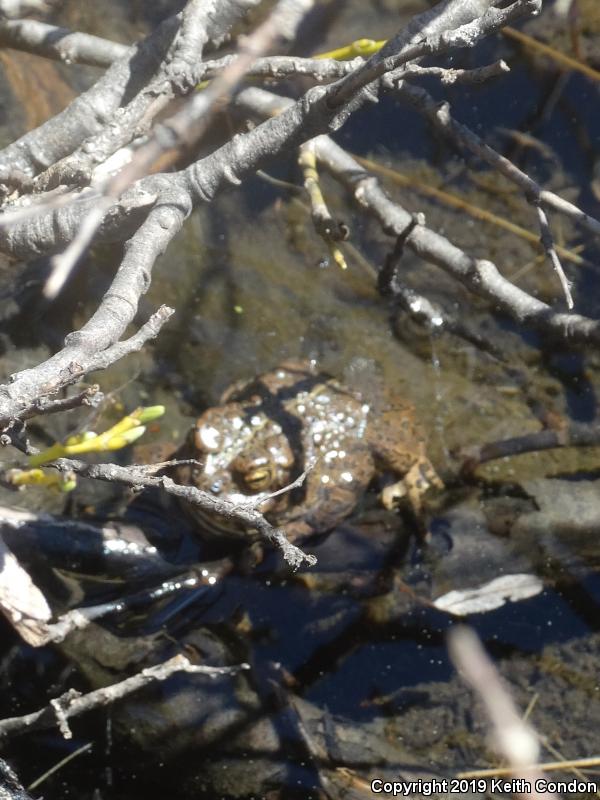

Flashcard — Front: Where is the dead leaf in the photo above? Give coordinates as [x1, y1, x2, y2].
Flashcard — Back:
[0, 536, 51, 646]
[433, 573, 543, 616]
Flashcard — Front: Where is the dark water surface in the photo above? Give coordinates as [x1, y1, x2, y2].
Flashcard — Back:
[1, 0, 600, 798]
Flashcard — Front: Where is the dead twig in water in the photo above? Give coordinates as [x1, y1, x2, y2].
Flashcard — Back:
[0, 655, 249, 741]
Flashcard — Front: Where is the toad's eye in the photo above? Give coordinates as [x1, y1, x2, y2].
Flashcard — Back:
[241, 465, 274, 492]
[231, 454, 275, 493]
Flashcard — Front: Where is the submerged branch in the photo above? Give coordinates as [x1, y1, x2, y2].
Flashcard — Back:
[0, 655, 249, 740]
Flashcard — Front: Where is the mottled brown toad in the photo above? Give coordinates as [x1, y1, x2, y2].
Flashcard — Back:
[175, 362, 442, 540]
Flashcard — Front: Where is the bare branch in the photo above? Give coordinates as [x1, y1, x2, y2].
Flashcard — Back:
[379, 245, 508, 360]
[36, 1, 265, 293]
[534, 204, 573, 308]
[52, 458, 317, 569]
[0, 15, 173, 178]
[236, 89, 600, 346]
[395, 80, 600, 239]
[0, 535, 52, 647]
[329, 0, 540, 109]
[0, 655, 249, 740]
[0, 15, 358, 82]
[457, 420, 600, 467]
[107, 0, 315, 201]
[20, 385, 103, 420]
[0, 0, 259, 181]
[41, 572, 219, 644]
[0, 305, 174, 426]
[402, 58, 510, 84]
[203, 52, 356, 82]
[0, 0, 542, 262]
[0, 758, 33, 800]
[185, 1, 524, 209]
[299, 139, 348, 266]
[0, 18, 128, 67]
[45, 196, 113, 298]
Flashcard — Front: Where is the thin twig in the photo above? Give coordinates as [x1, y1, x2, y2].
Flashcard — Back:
[45, 197, 113, 299]
[237, 89, 600, 346]
[329, 0, 541, 109]
[0, 18, 127, 66]
[0, 655, 249, 740]
[459, 756, 600, 779]
[395, 80, 600, 239]
[534, 204, 573, 308]
[503, 25, 600, 83]
[49, 0, 315, 294]
[27, 742, 93, 791]
[299, 140, 348, 269]
[112, 0, 315, 189]
[51, 458, 317, 569]
[21, 385, 102, 420]
[402, 58, 510, 84]
[257, 458, 316, 504]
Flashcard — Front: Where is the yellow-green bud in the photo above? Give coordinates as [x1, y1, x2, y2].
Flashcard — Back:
[106, 426, 146, 450]
[134, 405, 165, 424]
[60, 472, 77, 492]
[65, 431, 97, 446]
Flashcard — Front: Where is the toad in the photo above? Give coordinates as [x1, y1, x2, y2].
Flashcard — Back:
[175, 362, 442, 541]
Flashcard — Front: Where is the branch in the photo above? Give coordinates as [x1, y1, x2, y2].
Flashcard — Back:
[535, 204, 573, 308]
[104, 0, 315, 201]
[0, 0, 541, 261]
[299, 139, 348, 268]
[203, 52, 355, 82]
[402, 58, 510, 84]
[457, 420, 600, 468]
[33, 0, 262, 197]
[39, 0, 298, 296]
[0, 655, 249, 740]
[20, 385, 103, 420]
[53, 458, 317, 569]
[0, 535, 51, 647]
[41, 571, 220, 643]
[0, 0, 558, 442]
[185, 0, 523, 208]
[395, 79, 600, 240]
[0, 758, 33, 800]
[328, 0, 541, 109]
[0, 304, 174, 427]
[0, 0, 259, 182]
[236, 89, 600, 346]
[313, 136, 600, 342]
[0, 17, 128, 67]
[0, 17, 355, 82]
[0, 14, 175, 178]
[379, 243, 508, 361]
